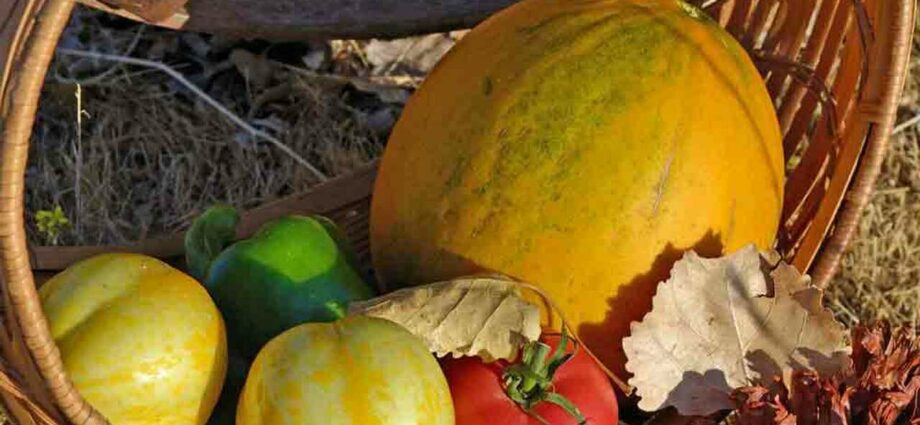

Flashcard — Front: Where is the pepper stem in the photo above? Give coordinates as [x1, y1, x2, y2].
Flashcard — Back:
[502, 329, 587, 424]
[184, 205, 240, 282]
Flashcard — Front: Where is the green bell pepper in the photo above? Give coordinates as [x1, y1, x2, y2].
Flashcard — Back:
[185, 206, 376, 360]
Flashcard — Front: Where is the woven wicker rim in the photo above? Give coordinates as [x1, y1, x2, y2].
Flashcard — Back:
[1, 0, 107, 423]
[1, 0, 917, 423]
[806, 1, 916, 285]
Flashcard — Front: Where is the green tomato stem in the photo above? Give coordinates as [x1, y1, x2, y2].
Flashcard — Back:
[501, 328, 586, 423]
[521, 343, 550, 393]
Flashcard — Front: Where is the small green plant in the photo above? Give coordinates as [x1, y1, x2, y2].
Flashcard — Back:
[35, 206, 70, 246]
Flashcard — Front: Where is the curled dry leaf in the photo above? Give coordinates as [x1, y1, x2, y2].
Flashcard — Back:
[347, 276, 541, 361]
[229, 49, 274, 91]
[364, 34, 459, 75]
[729, 322, 920, 425]
[623, 245, 850, 416]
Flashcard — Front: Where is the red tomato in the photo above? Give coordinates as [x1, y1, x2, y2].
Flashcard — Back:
[441, 334, 619, 425]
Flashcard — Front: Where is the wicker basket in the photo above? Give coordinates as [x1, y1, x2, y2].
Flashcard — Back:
[0, 0, 915, 423]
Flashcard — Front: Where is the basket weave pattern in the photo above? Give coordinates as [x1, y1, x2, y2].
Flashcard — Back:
[1, 0, 916, 423]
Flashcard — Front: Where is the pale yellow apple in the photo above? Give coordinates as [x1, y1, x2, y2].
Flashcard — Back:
[40, 253, 227, 424]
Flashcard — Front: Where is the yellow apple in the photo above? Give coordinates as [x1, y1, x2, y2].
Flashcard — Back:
[40, 253, 227, 424]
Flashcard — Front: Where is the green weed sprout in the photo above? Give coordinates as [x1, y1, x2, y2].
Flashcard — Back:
[35, 206, 70, 246]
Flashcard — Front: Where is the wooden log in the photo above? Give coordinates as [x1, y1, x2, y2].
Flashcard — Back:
[96, 0, 188, 21]
[79, 0, 520, 40]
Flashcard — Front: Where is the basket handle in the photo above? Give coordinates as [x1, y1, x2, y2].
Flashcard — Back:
[1, 0, 107, 423]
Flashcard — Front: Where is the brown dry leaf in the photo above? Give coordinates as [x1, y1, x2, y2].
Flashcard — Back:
[281, 65, 414, 104]
[347, 78, 411, 104]
[364, 34, 458, 75]
[728, 322, 920, 425]
[229, 49, 274, 91]
[347, 276, 541, 361]
[623, 245, 850, 416]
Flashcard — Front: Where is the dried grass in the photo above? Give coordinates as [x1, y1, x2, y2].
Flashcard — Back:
[28, 75, 381, 245]
[826, 21, 920, 328]
[26, 8, 385, 246]
[826, 132, 920, 328]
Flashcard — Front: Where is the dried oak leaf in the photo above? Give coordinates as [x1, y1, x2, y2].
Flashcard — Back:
[729, 322, 920, 425]
[623, 245, 850, 416]
[851, 323, 920, 425]
[364, 34, 458, 75]
[348, 276, 541, 361]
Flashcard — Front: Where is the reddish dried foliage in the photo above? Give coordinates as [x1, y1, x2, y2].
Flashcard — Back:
[730, 323, 919, 425]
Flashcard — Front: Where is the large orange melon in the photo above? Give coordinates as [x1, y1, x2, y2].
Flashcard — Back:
[370, 0, 783, 377]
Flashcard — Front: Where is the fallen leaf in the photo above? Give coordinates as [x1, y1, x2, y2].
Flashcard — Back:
[348, 276, 541, 361]
[283, 65, 415, 104]
[729, 322, 920, 425]
[623, 245, 849, 416]
[359, 106, 401, 136]
[302, 50, 326, 70]
[348, 78, 411, 104]
[181, 33, 211, 58]
[364, 34, 457, 75]
[229, 49, 273, 90]
[642, 408, 720, 425]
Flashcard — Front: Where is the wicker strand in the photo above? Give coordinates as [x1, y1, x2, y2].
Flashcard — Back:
[1, 0, 41, 117]
[753, 49, 841, 143]
[0, 364, 60, 425]
[0, 0, 108, 423]
[809, 0, 915, 288]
